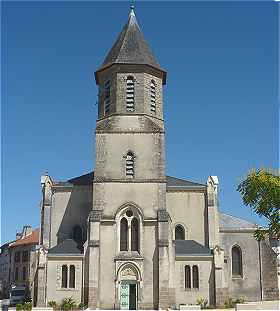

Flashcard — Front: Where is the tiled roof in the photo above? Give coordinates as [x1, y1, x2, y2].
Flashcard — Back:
[219, 213, 258, 230]
[48, 239, 83, 255]
[96, 9, 163, 73]
[175, 240, 212, 256]
[9, 229, 39, 248]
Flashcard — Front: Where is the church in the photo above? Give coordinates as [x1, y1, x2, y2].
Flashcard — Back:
[36, 8, 279, 309]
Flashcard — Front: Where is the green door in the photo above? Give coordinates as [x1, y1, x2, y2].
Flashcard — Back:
[120, 281, 137, 310]
[120, 283, 130, 310]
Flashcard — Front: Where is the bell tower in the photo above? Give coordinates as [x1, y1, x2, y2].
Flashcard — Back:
[87, 8, 173, 309]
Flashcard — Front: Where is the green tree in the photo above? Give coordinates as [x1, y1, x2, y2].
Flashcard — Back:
[237, 169, 280, 240]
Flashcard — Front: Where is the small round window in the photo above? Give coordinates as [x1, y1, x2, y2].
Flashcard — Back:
[126, 210, 133, 217]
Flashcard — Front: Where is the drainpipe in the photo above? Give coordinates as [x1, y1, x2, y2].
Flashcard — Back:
[258, 240, 263, 301]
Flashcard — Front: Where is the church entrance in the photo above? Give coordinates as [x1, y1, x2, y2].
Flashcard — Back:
[120, 281, 137, 310]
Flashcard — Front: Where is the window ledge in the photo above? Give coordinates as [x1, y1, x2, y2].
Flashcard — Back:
[232, 275, 243, 280]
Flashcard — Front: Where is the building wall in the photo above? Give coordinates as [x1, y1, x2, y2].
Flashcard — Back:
[167, 191, 207, 245]
[174, 258, 214, 307]
[50, 186, 92, 248]
[220, 231, 262, 302]
[46, 256, 83, 305]
[0, 245, 10, 298]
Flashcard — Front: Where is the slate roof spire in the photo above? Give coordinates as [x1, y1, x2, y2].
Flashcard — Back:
[95, 7, 165, 80]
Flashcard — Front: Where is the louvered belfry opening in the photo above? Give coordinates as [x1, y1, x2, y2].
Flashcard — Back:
[150, 80, 156, 112]
[104, 80, 111, 115]
[126, 152, 134, 177]
[126, 76, 135, 111]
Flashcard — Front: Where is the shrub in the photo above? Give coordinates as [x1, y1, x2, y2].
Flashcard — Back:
[48, 301, 57, 308]
[197, 298, 208, 309]
[224, 298, 234, 308]
[78, 302, 87, 310]
[16, 304, 23, 311]
[23, 302, 32, 311]
[61, 297, 77, 310]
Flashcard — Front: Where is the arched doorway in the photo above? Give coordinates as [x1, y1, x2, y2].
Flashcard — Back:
[117, 263, 140, 310]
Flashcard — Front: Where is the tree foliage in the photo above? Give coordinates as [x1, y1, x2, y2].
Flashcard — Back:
[237, 169, 280, 240]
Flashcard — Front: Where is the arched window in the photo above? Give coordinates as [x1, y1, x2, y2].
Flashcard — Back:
[69, 265, 75, 288]
[131, 218, 139, 251]
[192, 265, 199, 289]
[126, 76, 135, 111]
[104, 80, 111, 115]
[22, 267, 26, 281]
[232, 245, 242, 277]
[61, 265, 68, 288]
[150, 80, 156, 112]
[73, 225, 83, 245]
[185, 265, 191, 289]
[120, 218, 128, 251]
[175, 225, 185, 240]
[126, 152, 134, 177]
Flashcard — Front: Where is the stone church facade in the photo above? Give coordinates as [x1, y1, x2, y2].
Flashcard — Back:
[36, 8, 279, 309]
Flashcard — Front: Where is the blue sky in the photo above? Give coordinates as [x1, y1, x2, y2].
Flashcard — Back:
[1, 1, 278, 244]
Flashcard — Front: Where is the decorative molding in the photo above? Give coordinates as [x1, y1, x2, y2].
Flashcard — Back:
[158, 239, 169, 247]
[158, 209, 169, 222]
[89, 240, 100, 247]
[89, 210, 102, 222]
[93, 177, 166, 183]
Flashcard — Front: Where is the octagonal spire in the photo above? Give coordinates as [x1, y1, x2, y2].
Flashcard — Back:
[96, 8, 164, 75]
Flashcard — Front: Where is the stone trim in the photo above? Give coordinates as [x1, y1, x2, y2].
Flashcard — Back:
[158, 239, 169, 247]
[96, 112, 164, 123]
[95, 130, 165, 134]
[93, 177, 166, 183]
[158, 209, 169, 222]
[89, 240, 100, 247]
[89, 210, 102, 222]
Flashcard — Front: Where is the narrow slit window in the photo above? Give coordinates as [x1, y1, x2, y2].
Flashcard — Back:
[69, 265, 75, 288]
[192, 265, 199, 289]
[131, 218, 139, 252]
[120, 218, 128, 251]
[150, 80, 156, 113]
[185, 265, 191, 289]
[126, 76, 135, 112]
[126, 152, 134, 177]
[61, 265, 68, 288]
[104, 81, 111, 115]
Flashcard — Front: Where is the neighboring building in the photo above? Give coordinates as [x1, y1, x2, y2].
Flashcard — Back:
[0, 241, 13, 298]
[0, 226, 39, 301]
[35, 8, 279, 309]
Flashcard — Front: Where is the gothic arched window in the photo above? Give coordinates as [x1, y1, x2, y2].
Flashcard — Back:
[192, 265, 199, 289]
[131, 218, 139, 251]
[232, 245, 242, 277]
[69, 265, 75, 288]
[120, 218, 128, 251]
[185, 265, 191, 289]
[150, 80, 156, 112]
[61, 265, 68, 288]
[175, 225, 185, 240]
[104, 80, 111, 115]
[126, 76, 135, 112]
[126, 152, 134, 177]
